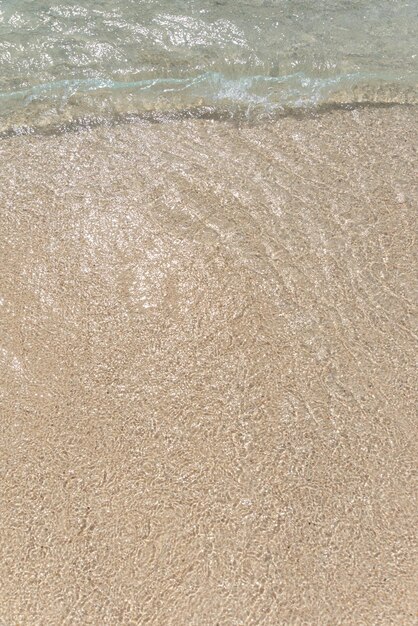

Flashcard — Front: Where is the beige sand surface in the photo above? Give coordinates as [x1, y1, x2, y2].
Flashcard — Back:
[1, 107, 417, 625]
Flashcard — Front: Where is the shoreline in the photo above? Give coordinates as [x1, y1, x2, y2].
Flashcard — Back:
[1, 105, 417, 624]
[0, 100, 417, 140]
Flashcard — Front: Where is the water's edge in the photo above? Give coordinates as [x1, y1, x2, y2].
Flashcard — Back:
[0, 100, 416, 140]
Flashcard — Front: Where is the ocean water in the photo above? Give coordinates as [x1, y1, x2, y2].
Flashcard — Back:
[0, 0, 417, 131]
[1, 2, 418, 623]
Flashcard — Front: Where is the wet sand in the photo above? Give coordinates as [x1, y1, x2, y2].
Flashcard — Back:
[1, 107, 417, 625]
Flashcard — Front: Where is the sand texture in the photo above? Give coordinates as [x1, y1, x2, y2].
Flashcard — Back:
[1, 107, 417, 625]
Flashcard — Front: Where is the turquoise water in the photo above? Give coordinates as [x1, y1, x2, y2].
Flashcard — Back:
[0, 0, 417, 131]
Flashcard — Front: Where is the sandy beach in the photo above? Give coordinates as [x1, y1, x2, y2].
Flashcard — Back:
[1, 106, 417, 624]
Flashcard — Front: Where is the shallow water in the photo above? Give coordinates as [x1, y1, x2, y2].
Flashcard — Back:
[0, 0, 417, 131]
[1, 0, 418, 622]
[1, 107, 417, 624]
